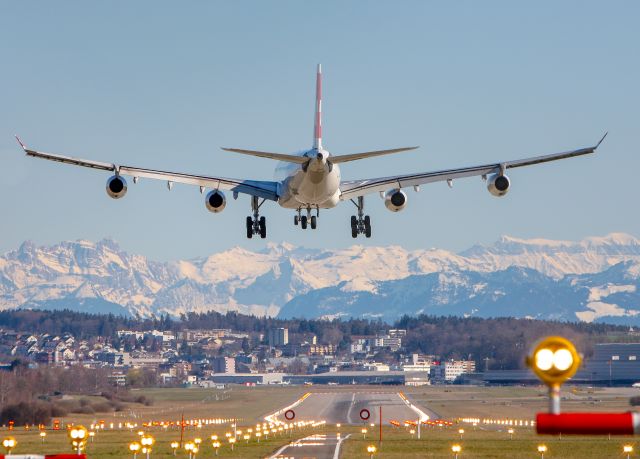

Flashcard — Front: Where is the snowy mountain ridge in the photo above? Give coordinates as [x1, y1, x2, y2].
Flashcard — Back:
[2, 233, 640, 324]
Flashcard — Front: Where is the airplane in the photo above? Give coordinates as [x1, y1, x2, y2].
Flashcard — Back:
[16, 64, 606, 239]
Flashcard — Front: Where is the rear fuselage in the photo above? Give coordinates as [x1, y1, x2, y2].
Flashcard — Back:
[276, 148, 342, 209]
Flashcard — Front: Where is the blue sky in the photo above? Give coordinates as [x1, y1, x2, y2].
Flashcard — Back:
[1, 1, 638, 260]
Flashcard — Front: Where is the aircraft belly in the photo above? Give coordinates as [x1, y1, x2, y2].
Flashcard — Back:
[278, 168, 340, 209]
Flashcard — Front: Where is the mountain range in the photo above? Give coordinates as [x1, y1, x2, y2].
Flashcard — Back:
[1, 233, 640, 324]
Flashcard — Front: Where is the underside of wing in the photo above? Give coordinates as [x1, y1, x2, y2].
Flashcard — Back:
[17, 138, 280, 201]
[340, 134, 605, 200]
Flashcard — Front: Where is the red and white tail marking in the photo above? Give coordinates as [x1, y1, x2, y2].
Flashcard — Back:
[313, 64, 322, 150]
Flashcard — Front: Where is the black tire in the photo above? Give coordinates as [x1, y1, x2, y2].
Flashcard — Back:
[294, 215, 299, 226]
[259, 216, 267, 239]
[310, 215, 317, 229]
[246, 216, 253, 239]
[351, 227, 358, 238]
[301, 215, 308, 229]
[350, 216, 357, 229]
[364, 215, 372, 238]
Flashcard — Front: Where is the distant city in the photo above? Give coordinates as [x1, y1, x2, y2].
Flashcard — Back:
[2, 313, 640, 388]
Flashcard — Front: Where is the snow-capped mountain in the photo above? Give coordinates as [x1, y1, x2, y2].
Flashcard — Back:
[1, 233, 640, 324]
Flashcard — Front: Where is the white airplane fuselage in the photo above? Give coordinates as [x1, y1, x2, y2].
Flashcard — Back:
[276, 148, 342, 210]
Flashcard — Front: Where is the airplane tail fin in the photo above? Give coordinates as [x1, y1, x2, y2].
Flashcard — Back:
[313, 64, 322, 150]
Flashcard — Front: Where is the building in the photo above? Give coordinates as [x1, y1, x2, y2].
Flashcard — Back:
[268, 328, 289, 347]
[210, 373, 285, 385]
[285, 370, 429, 386]
[575, 343, 640, 385]
[212, 356, 236, 374]
[444, 360, 476, 382]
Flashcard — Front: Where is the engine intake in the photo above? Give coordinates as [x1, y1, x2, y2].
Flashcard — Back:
[384, 189, 408, 212]
[487, 173, 510, 197]
[106, 175, 127, 199]
[205, 190, 226, 213]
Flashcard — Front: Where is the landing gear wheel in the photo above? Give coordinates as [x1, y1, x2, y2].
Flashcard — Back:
[294, 215, 299, 226]
[350, 216, 357, 229]
[246, 216, 253, 239]
[310, 215, 317, 230]
[259, 216, 267, 239]
[364, 215, 371, 238]
[301, 215, 308, 229]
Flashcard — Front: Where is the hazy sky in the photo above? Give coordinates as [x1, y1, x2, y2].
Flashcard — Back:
[1, 1, 638, 260]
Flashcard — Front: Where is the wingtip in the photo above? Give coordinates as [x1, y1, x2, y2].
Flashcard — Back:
[596, 131, 608, 148]
[14, 135, 27, 151]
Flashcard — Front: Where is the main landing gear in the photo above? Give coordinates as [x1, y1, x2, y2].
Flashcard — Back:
[350, 196, 371, 238]
[246, 196, 267, 239]
[294, 206, 319, 230]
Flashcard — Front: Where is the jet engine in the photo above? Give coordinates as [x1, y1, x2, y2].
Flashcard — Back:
[205, 190, 226, 213]
[106, 175, 127, 199]
[384, 189, 408, 212]
[487, 173, 510, 197]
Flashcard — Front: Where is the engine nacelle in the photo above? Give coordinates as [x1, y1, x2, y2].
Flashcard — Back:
[205, 190, 226, 213]
[106, 175, 127, 199]
[487, 173, 510, 197]
[384, 189, 408, 212]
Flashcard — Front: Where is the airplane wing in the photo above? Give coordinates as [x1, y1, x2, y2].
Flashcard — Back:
[339, 134, 606, 200]
[16, 137, 280, 201]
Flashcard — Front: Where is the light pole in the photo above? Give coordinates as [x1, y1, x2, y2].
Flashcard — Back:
[2, 437, 17, 455]
[361, 428, 368, 439]
[367, 444, 377, 459]
[184, 441, 194, 459]
[68, 425, 88, 455]
[40, 431, 47, 444]
[229, 437, 236, 451]
[212, 440, 221, 456]
[128, 441, 141, 459]
[507, 428, 514, 440]
[140, 434, 154, 459]
[452, 444, 462, 459]
[624, 445, 633, 459]
[458, 428, 464, 440]
[538, 444, 547, 459]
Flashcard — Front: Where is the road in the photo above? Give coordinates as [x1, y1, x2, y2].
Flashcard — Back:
[269, 433, 350, 459]
[273, 391, 436, 425]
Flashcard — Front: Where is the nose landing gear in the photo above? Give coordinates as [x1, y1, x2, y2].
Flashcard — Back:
[246, 196, 267, 239]
[350, 196, 371, 238]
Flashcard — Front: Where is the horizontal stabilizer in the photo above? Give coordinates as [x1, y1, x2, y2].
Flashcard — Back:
[331, 146, 419, 164]
[221, 148, 308, 164]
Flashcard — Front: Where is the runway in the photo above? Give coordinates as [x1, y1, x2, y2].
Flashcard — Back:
[272, 391, 435, 425]
[269, 433, 349, 459]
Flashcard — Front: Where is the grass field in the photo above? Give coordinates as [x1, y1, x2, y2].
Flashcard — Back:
[340, 425, 638, 458]
[2, 385, 637, 457]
